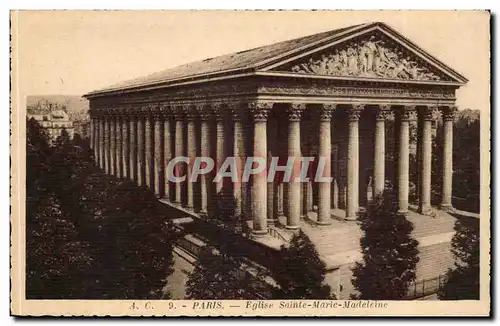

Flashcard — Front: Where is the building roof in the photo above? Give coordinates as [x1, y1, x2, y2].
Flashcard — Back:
[85, 21, 467, 97]
[86, 23, 364, 96]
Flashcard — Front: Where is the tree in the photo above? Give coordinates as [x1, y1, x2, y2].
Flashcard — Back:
[26, 117, 180, 299]
[26, 118, 93, 298]
[26, 195, 94, 299]
[271, 230, 332, 299]
[438, 218, 479, 300]
[185, 244, 258, 299]
[351, 192, 420, 299]
[86, 180, 181, 299]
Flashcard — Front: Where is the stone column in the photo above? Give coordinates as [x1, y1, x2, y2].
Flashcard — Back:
[121, 113, 129, 179]
[186, 106, 197, 210]
[249, 102, 272, 236]
[153, 109, 164, 197]
[286, 103, 305, 229]
[232, 106, 244, 218]
[419, 106, 435, 214]
[346, 105, 362, 220]
[214, 105, 226, 195]
[373, 105, 390, 198]
[278, 183, 284, 216]
[198, 105, 212, 215]
[332, 144, 339, 209]
[173, 108, 185, 205]
[104, 113, 110, 174]
[317, 104, 334, 225]
[136, 112, 145, 187]
[90, 116, 95, 150]
[115, 115, 122, 178]
[99, 115, 105, 170]
[397, 105, 416, 214]
[144, 109, 154, 189]
[162, 106, 173, 201]
[129, 113, 137, 182]
[440, 106, 456, 211]
[93, 116, 99, 165]
[110, 113, 116, 176]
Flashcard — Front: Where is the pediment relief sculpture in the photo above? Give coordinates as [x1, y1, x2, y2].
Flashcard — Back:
[285, 35, 448, 81]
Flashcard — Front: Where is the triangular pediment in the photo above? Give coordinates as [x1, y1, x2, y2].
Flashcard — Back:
[262, 24, 467, 84]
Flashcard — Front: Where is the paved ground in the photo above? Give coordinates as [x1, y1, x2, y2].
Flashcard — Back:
[164, 249, 195, 299]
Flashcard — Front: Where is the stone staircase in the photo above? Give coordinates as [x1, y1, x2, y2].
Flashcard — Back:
[269, 206, 458, 267]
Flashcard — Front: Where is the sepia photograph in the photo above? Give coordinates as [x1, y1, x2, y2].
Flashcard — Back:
[10, 10, 490, 316]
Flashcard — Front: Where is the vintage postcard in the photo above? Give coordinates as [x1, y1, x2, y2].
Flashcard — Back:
[10, 10, 490, 317]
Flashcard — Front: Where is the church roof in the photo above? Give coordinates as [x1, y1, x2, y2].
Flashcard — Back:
[85, 21, 467, 98]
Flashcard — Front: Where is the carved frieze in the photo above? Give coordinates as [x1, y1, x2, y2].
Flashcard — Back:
[257, 83, 456, 100]
[283, 33, 449, 81]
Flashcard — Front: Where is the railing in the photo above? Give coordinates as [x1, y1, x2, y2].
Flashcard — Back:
[405, 274, 448, 299]
[267, 227, 288, 243]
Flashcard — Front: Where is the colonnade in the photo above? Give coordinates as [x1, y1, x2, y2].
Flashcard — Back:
[90, 103, 456, 236]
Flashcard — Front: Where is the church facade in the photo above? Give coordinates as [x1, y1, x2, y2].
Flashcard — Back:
[85, 22, 467, 237]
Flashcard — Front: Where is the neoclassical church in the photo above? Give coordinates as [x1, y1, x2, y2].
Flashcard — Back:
[85, 22, 468, 298]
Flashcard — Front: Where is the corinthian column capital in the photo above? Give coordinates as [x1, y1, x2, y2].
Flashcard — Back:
[249, 102, 273, 122]
[286, 103, 306, 121]
[441, 105, 457, 121]
[347, 104, 363, 121]
[319, 104, 336, 121]
[159, 103, 173, 118]
[420, 106, 439, 121]
[213, 103, 230, 122]
[227, 103, 245, 122]
[172, 105, 186, 121]
[375, 104, 392, 121]
[184, 105, 198, 121]
[400, 105, 417, 121]
[196, 104, 213, 121]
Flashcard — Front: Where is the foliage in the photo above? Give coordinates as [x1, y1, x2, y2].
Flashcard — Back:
[271, 230, 333, 299]
[185, 244, 259, 299]
[26, 118, 179, 299]
[438, 218, 480, 300]
[431, 111, 480, 210]
[351, 192, 420, 299]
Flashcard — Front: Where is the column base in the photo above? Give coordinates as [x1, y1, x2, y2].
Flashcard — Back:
[344, 216, 358, 221]
[199, 210, 208, 217]
[419, 205, 433, 216]
[316, 220, 332, 226]
[397, 209, 409, 215]
[251, 230, 268, 238]
[266, 219, 276, 227]
[285, 224, 300, 230]
[439, 204, 456, 213]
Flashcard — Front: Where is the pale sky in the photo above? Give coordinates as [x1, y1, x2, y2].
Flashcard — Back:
[13, 10, 490, 111]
